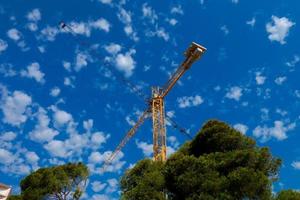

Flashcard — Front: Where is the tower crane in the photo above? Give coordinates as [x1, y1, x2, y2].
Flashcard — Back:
[103, 42, 206, 168]
[59, 20, 206, 170]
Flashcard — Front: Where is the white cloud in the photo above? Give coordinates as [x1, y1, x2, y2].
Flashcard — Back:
[91, 132, 110, 148]
[167, 136, 179, 149]
[69, 22, 90, 36]
[26, 8, 41, 22]
[83, 119, 94, 132]
[246, 17, 256, 27]
[88, 151, 126, 174]
[104, 43, 122, 55]
[64, 76, 75, 88]
[115, 49, 136, 77]
[40, 26, 60, 41]
[105, 178, 118, 193]
[50, 87, 60, 97]
[0, 148, 15, 164]
[25, 151, 39, 164]
[91, 181, 107, 192]
[274, 76, 287, 85]
[63, 61, 71, 71]
[27, 23, 38, 32]
[233, 123, 248, 134]
[171, 5, 184, 15]
[142, 3, 158, 24]
[286, 55, 300, 67]
[92, 194, 110, 200]
[75, 52, 90, 72]
[255, 72, 266, 85]
[91, 18, 110, 32]
[168, 18, 178, 26]
[0, 132, 16, 141]
[20, 62, 45, 83]
[98, 0, 112, 4]
[44, 140, 68, 157]
[177, 95, 204, 108]
[266, 16, 295, 44]
[89, 151, 106, 163]
[146, 28, 170, 41]
[29, 107, 59, 143]
[221, 25, 229, 35]
[225, 86, 243, 101]
[253, 120, 296, 142]
[0, 39, 8, 53]
[0, 63, 16, 77]
[136, 140, 153, 157]
[117, 8, 139, 41]
[7, 28, 22, 41]
[53, 108, 73, 126]
[0, 90, 32, 126]
[292, 161, 300, 170]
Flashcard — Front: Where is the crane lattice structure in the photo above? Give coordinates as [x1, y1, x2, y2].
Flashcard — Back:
[60, 20, 206, 168]
[103, 42, 206, 167]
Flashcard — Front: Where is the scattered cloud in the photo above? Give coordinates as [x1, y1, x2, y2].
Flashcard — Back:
[146, 27, 170, 41]
[7, 28, 22, 41]
[171, 5, 184, 15]
[274, 76, 287, 85]
[221, 25, 229, 35]
[253, 120, 296, 142]
[292, 161, 300, 170]
[74, 51, 91, 72]
[225, 86, 243, 101]
[90, 18, 111, 33]
[0, 39, 8, 53]
[286, 55, 300, 68]
[29, 107, 59, 143]
[255, 72, 266, 85]
[117, 8, 139, 41]
[50, 87, 61, 97]
[0, 63, 17, 77]
[114, 49, 136, 77]
[104, 43, 122, 55]
[91, 181, 107, 192]
[168, 18, 178, 26]
[142, 3, 158, 24]
[20, 62, 45, 83]
[246, 17, 256, 27]
[233, 123, 249, 134]
[52, 107, 73, 126]
[0, 88, 32, 126]
[26, 8, 41, 22]
[177, 95, 204, 108]
[98, 0, 112, 4]
[136, 140, 153, 157]
[40, 26, 60, 41]
[266, 16, 295, 44]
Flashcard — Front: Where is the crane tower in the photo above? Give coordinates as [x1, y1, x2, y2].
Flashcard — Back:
[102, 42, 206, 166]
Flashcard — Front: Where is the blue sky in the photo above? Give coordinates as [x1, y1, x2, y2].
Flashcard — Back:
[0, 0, 299, 199]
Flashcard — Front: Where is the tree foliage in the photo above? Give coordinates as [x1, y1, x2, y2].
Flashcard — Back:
[9, 162, 89, 200]
[120, 120, 282, 200]
[274, 190, 300, 200]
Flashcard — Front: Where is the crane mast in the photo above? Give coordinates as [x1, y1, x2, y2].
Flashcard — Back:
[59, 22, 207, 169]
[152, 42, 206, 161]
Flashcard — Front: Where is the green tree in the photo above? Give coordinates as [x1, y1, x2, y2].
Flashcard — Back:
[274, 190, 300, 200]
[120, 120, 282, 200]
[121, 159, 166, 200]
[9, 162, 89, 200]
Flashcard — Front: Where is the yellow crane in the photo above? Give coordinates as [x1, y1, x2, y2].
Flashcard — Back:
[103, 42, 206, 167]
[60, 20, 206, 168]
